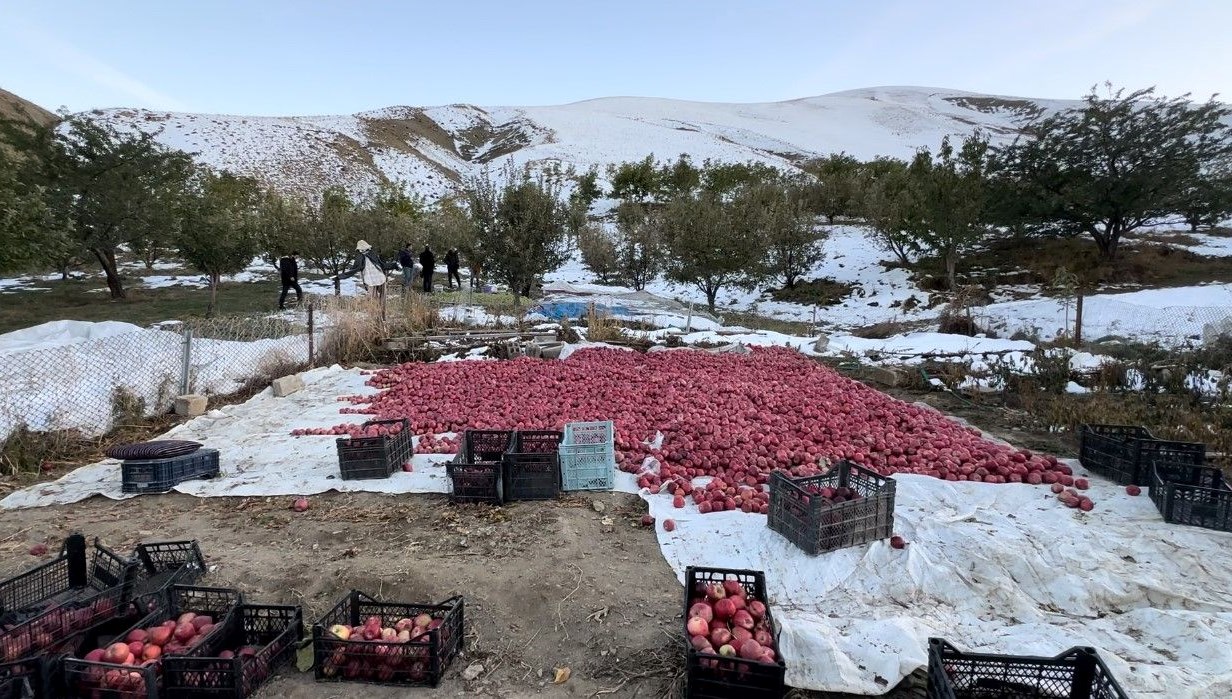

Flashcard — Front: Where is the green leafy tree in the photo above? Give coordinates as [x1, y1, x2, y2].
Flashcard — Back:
[658, 155, 702, 199]
[577, 223, 620, 283]
[995, 84, 1232, 261]
[301, 187, 356, 295]
[750, 183, 825, 289]
[8, 115, 195, 298]
[1179, 167, 1232, 231]
[858, 158, 916, 266]
[906, 135, 990, 289]
[607, 155, 662, 202]
[0, 163, 58, 274]
[699, 160, 780, 199]
[662, 191, 766, 312]
[466, 165, 569, 303]
[800, 152, 861, 223]
[613, 201, 663, 290]
[177, 171, 264, 316]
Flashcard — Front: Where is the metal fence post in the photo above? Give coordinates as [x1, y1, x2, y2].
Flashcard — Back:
[307, 301, 315, 368]
[179, 327, 193, 395]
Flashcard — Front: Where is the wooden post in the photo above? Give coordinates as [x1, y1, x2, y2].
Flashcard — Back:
[307, 301, 315, 367]
[1074, 291, 1084, 346]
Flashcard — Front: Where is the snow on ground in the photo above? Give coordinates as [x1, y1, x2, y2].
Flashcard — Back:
[4, 357, 1231, 697]
[0, 320, 146, 355]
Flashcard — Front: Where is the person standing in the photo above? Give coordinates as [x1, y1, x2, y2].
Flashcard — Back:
[398, 242, 416, 295]
[445, 247, 462, 290]
[335, 240, 389, 299]
[278, 251, 303, 310]
[419, 244, 436, 293]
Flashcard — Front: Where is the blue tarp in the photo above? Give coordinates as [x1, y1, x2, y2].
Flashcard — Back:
[533, 301, 632, 319]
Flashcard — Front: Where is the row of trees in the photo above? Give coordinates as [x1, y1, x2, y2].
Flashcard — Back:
[2, 84, 1230, 317]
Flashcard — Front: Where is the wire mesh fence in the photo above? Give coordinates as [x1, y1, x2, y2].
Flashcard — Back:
[0, 305, 318, 447]
[973, 296, 1232, 349]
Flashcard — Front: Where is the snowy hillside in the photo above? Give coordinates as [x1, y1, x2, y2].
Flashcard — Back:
[85, 87, 1077, 200]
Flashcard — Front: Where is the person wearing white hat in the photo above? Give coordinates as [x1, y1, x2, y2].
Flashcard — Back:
[335, 240, 390, 298]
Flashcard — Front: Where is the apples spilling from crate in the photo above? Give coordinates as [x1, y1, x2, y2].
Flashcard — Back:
[76, 613, 216, 691]
[688, 580, 777, 667]
[291, 422, 404, 438]
[294, 347, 1095, 509]
[320, 613, 450, 682]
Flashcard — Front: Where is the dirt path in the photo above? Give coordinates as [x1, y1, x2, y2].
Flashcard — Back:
[0, 489, 936, 698]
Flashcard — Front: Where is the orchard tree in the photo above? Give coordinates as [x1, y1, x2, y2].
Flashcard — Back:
[613, 201, 663, 290]
[577, 223, 619, 283]
[13, 115, 195, 298]
[906, 135, 990, 289]
[177, 171, 263, 316]
[0, 163, 57, 274]
[466, 165, 569, 303]
[607, 155, 662, 203]
[662, 191, 766, 312]
[1180, 167, 1232, 231]
[658, 155, 701, 199]
[301, 187, 356, 295]
[858, 157, 917, 267]
[995, 84, 1232, 261]
[748, 183, 824, 289]
[800, 152, 861, 223]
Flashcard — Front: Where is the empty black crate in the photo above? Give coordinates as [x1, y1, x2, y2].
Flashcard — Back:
[63, 585, 243, 698]
[163, 604, 303, 698]
[768, 460, 895, 555]
[447, 448, 504, 505]
[1150, 463, 1232, 532]
[336, 419, 413, 480]
[683, 566, 785, 699]
[122, 449, 220, 494]
[1079, 424, 1205, 486]
[927, 638, 1128, 699]
[502, 431, 562, 502]
[0, 534, 137, 625]
[313, 590, 464, 687]
[464, 429, 513, 462]
[125, 540, 209, 612]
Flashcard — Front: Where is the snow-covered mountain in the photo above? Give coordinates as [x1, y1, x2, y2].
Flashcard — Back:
[83, 87, 1077, 200]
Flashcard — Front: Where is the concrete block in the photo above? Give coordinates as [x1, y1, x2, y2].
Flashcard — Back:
[174, 394, 207, 417]
[271, 374, 305, 398]
[865, 366, 905, 388]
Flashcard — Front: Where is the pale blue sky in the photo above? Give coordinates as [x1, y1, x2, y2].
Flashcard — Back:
[2, 0, 1229, 115]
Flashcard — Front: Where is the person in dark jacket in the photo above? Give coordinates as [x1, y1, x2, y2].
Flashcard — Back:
[397, 242, 416, 295]
[445, 248, 462, 290]
[335, 240, 391, 298]
[419, 245, 436, 293]
[278, 251, 302, 310]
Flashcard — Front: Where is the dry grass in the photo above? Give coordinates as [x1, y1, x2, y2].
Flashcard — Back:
[582, 303, 623, 343]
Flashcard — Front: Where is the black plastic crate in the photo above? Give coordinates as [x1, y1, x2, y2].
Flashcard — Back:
[447, 450, 504, 505]
[0, 534, 137, 625]
[927, 638, 1129, 699]
[463, 430, 513, 463]
[1150, 464, 1232, 533]
[336, 419, 412, 480]
[502, 431, 562, 502]
[0, 576, 148, 668]
[313, 590, 464, 687]
[162, 604, 303, 698]
[130, 541, 208, 600]
[0, 657, 45, 699]
[683, 566, 785, 699]
[768, 460, 895, 555]
[1078, 424, 1206, 486]
[122, 449, 220, 494]
[25, 611, 155, 699]
[62, 586, 242, 698]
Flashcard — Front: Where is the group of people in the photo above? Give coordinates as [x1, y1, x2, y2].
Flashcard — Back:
[275, 241, 465, 309]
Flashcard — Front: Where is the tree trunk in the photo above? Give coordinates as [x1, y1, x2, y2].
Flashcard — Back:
[945, 255, 958, 291]
[1093, 227, 1119, 262]
[333, 274, 341, 296]
[91, 247, 126, 299]
[207, 273, 220, 318]
[704, 285, 719, 313]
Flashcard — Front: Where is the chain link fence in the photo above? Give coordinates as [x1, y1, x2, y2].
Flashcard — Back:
[0, 306, 319, 446]
[972, 296, 1232, 349]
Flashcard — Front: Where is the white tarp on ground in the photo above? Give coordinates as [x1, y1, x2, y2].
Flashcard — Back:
[3, 362, 1232, 697]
